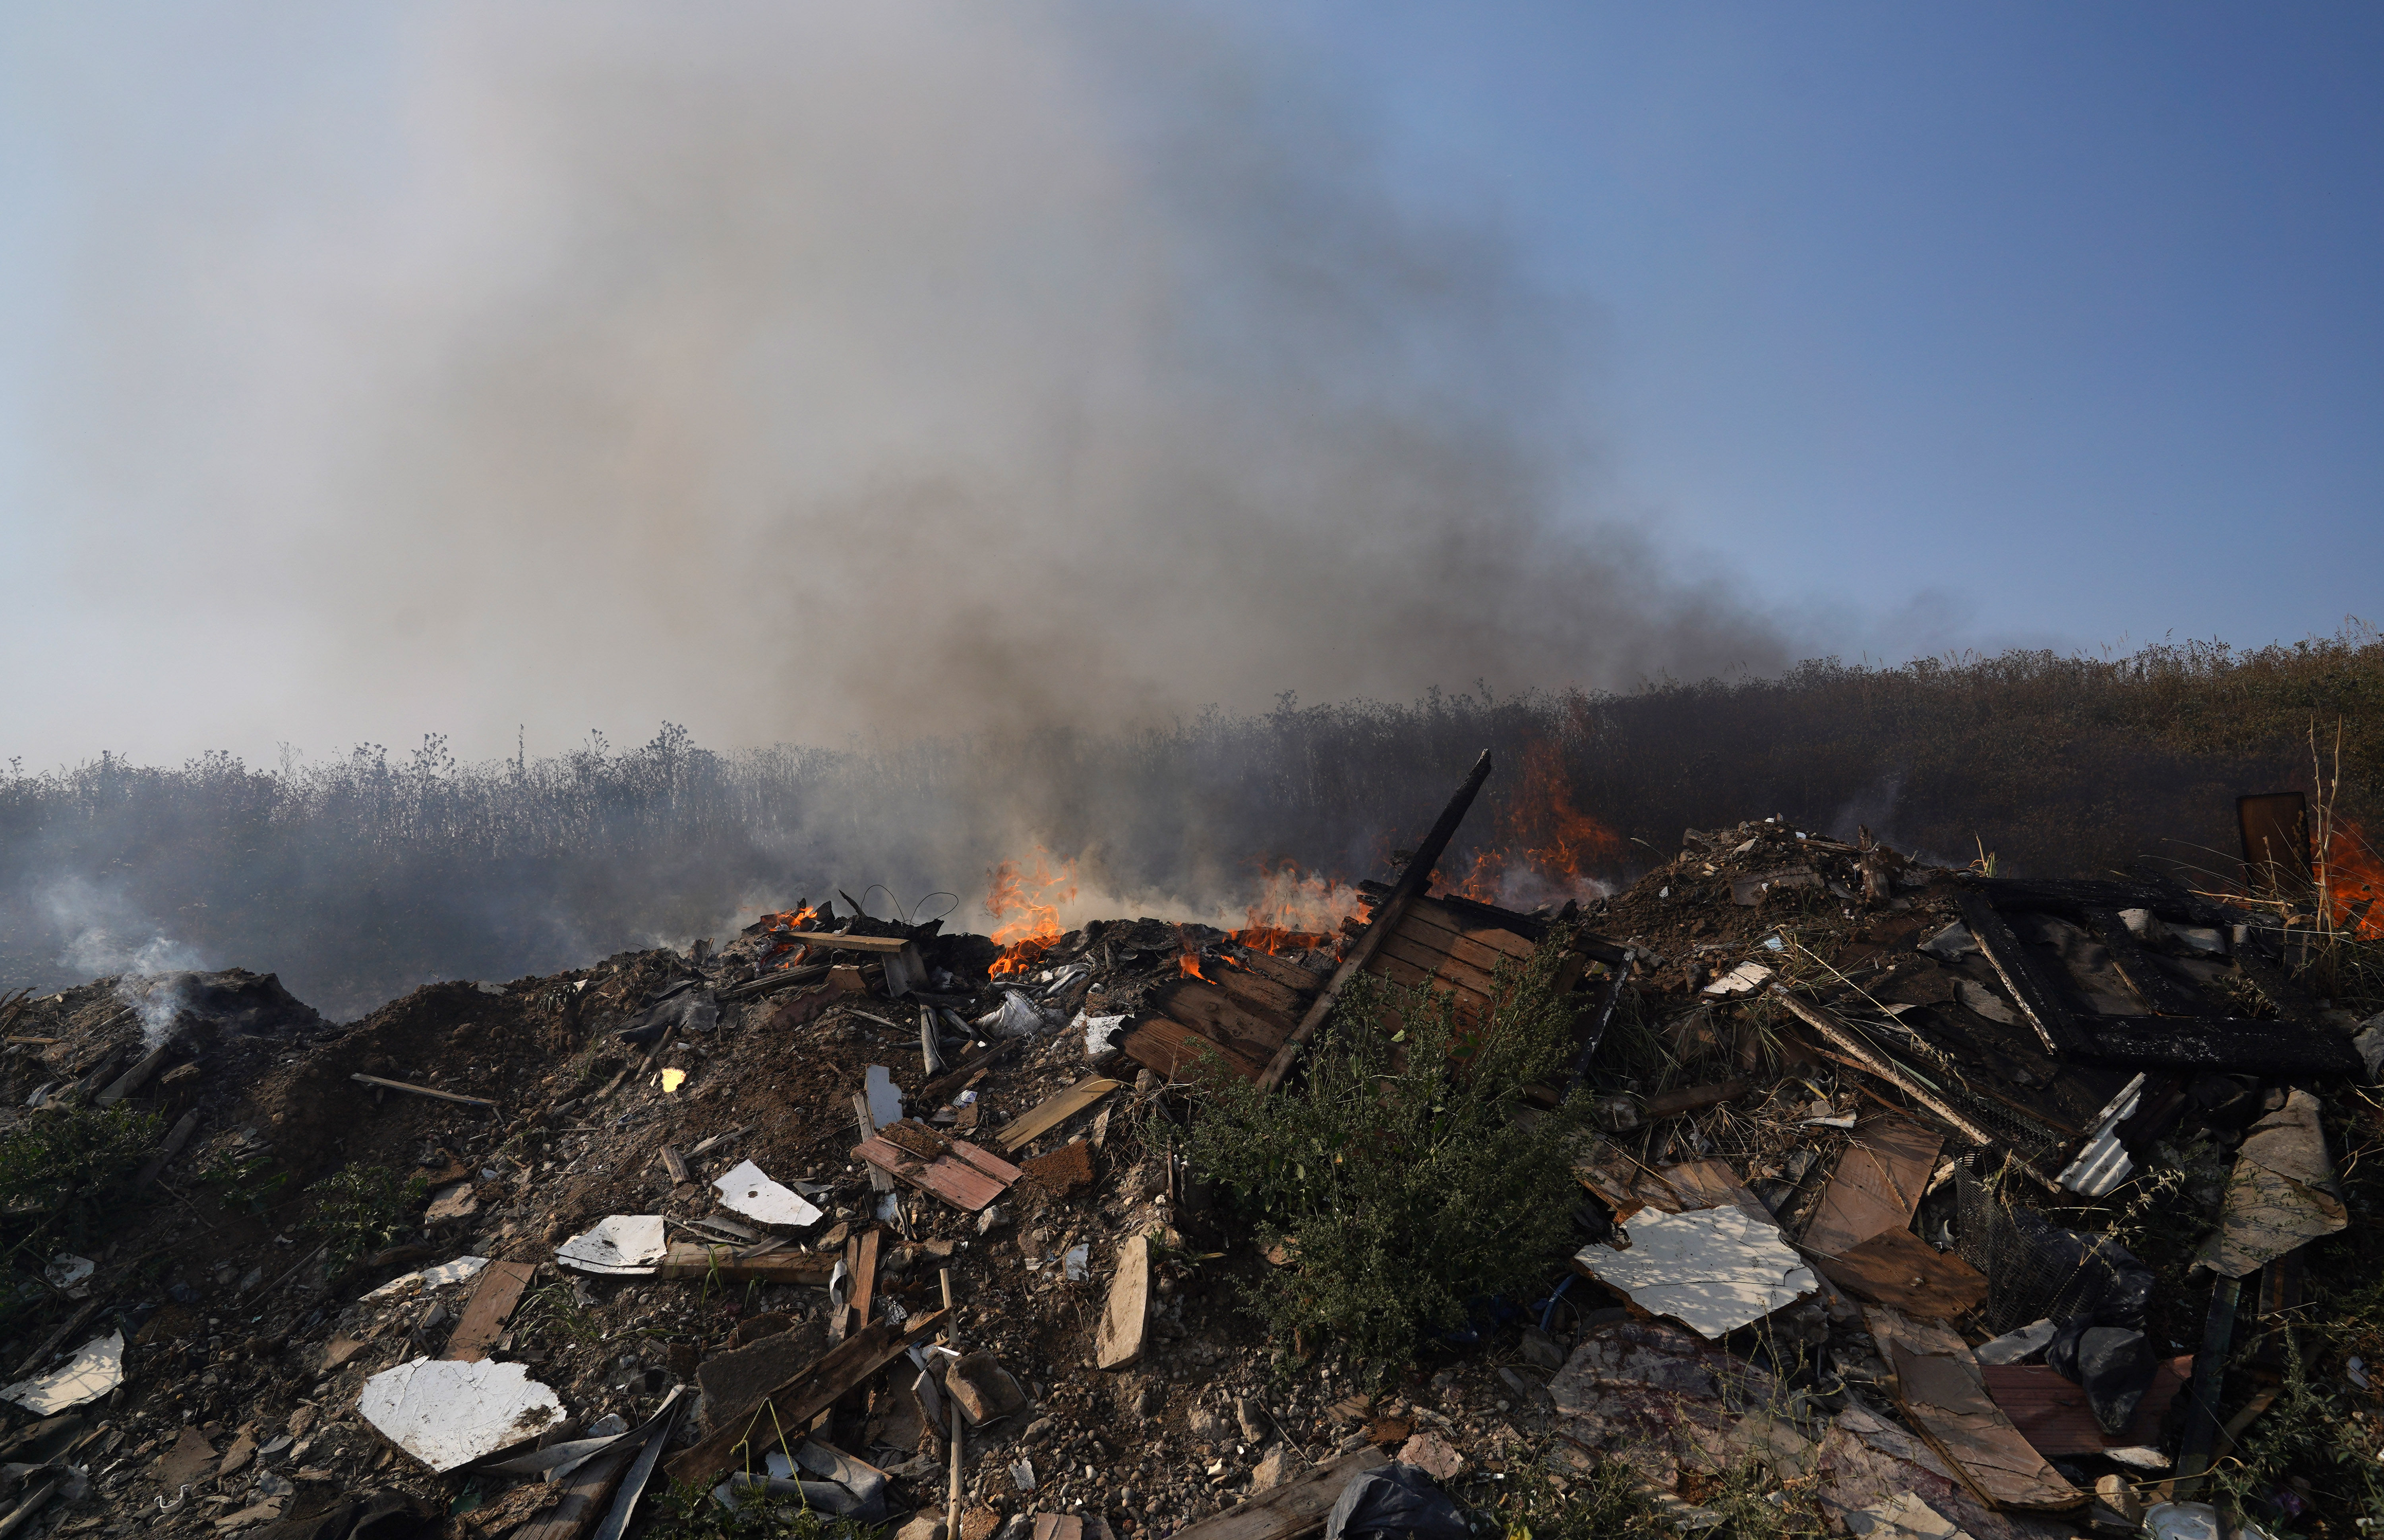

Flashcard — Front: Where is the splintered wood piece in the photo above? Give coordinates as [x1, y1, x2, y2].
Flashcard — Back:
[1981, 1357, 2192, 1458]
[1166, 1448, 1391, 1540]
[1120, 1019, 1267, 1084]
[918, 1040, 1018, 1107]
[1810, 1227, 1987, 1320]
[996, 1078, 1121, 1153]
[1096, 1234, 1150, 1370]
[1628, 1158, 1774, 1227]
[665, 1308, 946, 1485]
[654, 1243, 838, 1285]
[849, 1227, 881, 1334]
[1031, 1516, 1085, 1540]
[347, 1073, 496, 1109]
[441, 1259, 536, 1363]
[1801, 1112, 1945, 1258]
[660, 1146, 690, 1183]
[1885, 1340, 2083, 1512]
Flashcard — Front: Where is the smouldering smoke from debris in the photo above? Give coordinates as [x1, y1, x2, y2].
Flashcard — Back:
[20, 4, 1792, 772]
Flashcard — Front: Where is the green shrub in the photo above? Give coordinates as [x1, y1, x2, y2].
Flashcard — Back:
[195, 1149, 291, 1213]
[302, 1162, 426, 1265]
[0, 1103, 161, 1257]
[1182, 948, 1591, 1374]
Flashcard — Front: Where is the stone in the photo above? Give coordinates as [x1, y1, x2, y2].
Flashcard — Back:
[1397, 1430, 1465, 1482]
[154, 1426, 218, 1489]
[695, 1319, 828, 1432]
[1234, 1396, 1267, 1443]
[959, 1513, 1002, 1540]
[946, 1352, 1029, 1425]
[425, 1183, 480, 1224]
[1131, 1381, 1165, 1419]
[218, 1428, 258, 1478]
[894, 1515, 949, 1540]
[1022, 1418, 1055, 1446]
[1518, 1327, 1567, 1372]
[1251, 1444, 1293, 1492]
[1188, 1405, 1231, 1442]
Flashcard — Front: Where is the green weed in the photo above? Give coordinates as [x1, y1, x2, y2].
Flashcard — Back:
[1182, 948, 1591, 1377]
[640, 1478, 884, 1540]
[301, 1161, 426, 1265]
[0, 1103, 161, 1259]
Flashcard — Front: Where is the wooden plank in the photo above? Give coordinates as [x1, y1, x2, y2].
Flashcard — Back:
[1120, 1020, 1266, 1084]
[1096, 1234, 1150, 1370]
[1401, 896, 1536, 961]
[1376, 929, 1503, 999]
[1360, 952, 1490, 1019]
[1153, 978, 1296, 1048]
[1259, 752, 1494, 1092]
[2084, 907, 2213, 1017]
[655, 1243, 837, 1285]
[1810, 1227, 1987, 1320]
[1392, 911, 1526, 982]
[1209, 962, 1313, 1025]
[660, 1146, 690, 1183]
[665, 1308, 946, 1485]
[347, 1073, 496, 1110]
[1228, 949, 1329, 994]
[855, 1136, 1006, 1211]
[1627, 1159, 1775, 1228]
[1885, 1341, 2084, 1512]
[778, 932, 913, 954]
[848, 1227, 881, 1337]
[1981, 1358, 2192, 1458]
[995, 1078, 1121, 1154]
[1166, 1448, 1391, 1540]
[949, 1139, 1024, 1184]
[1800, 1112, 1944, 1258]
[441, 1259, 536, 1364]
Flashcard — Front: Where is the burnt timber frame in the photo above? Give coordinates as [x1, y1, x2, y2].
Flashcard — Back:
[1956, 874, 2357, 1080]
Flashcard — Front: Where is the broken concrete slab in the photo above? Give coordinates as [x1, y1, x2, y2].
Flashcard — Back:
[364, 1254, 489, 1299]
[0, 1330, 122, 1414]
[555, 1215, 668, 1275]
[1573, 1202, 1816, 1340]
[356, 1356, 563, 1472]
[712, 1159, 824, 1229]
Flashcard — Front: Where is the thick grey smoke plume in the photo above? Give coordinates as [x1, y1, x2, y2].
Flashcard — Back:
[25, 3, 1788, 768]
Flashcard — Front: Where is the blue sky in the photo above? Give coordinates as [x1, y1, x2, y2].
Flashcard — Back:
[1314, 1, 2383, 648]
[1, 4, 2377, 767]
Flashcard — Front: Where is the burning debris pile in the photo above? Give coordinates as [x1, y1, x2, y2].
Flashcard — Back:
[0, 756, 2377, 1540]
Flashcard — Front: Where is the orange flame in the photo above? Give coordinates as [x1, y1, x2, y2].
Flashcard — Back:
[1449, 739, 1624, 907]
[984, 850, 1075, 977]
[2325, 818, 2384, 940]
[989, 938, 1053, 978]
[755, 904, 820, 969]
[1238, 859, 1361, 942]
[1179, 951, 1209, 980]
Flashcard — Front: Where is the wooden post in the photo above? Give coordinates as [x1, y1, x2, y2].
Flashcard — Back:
[942, 1267, 962, 1540]
[1257, 751, 1493, 1091]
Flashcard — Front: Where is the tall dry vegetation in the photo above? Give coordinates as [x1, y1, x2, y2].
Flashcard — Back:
[2, 629, 2375, 1014]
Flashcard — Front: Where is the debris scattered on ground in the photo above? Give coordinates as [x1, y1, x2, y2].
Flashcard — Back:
[0, 754, 2378, 1538]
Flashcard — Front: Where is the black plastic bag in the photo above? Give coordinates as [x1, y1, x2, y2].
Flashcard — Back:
[1325, 1463, 1468, 1540]
[2045, 1320, 2158, 1435]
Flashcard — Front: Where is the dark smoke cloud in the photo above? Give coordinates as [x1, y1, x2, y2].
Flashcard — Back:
[21, 2, 1791, 772]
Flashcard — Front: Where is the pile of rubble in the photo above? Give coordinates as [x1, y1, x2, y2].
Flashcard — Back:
[0, 755, 2373, 1540]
